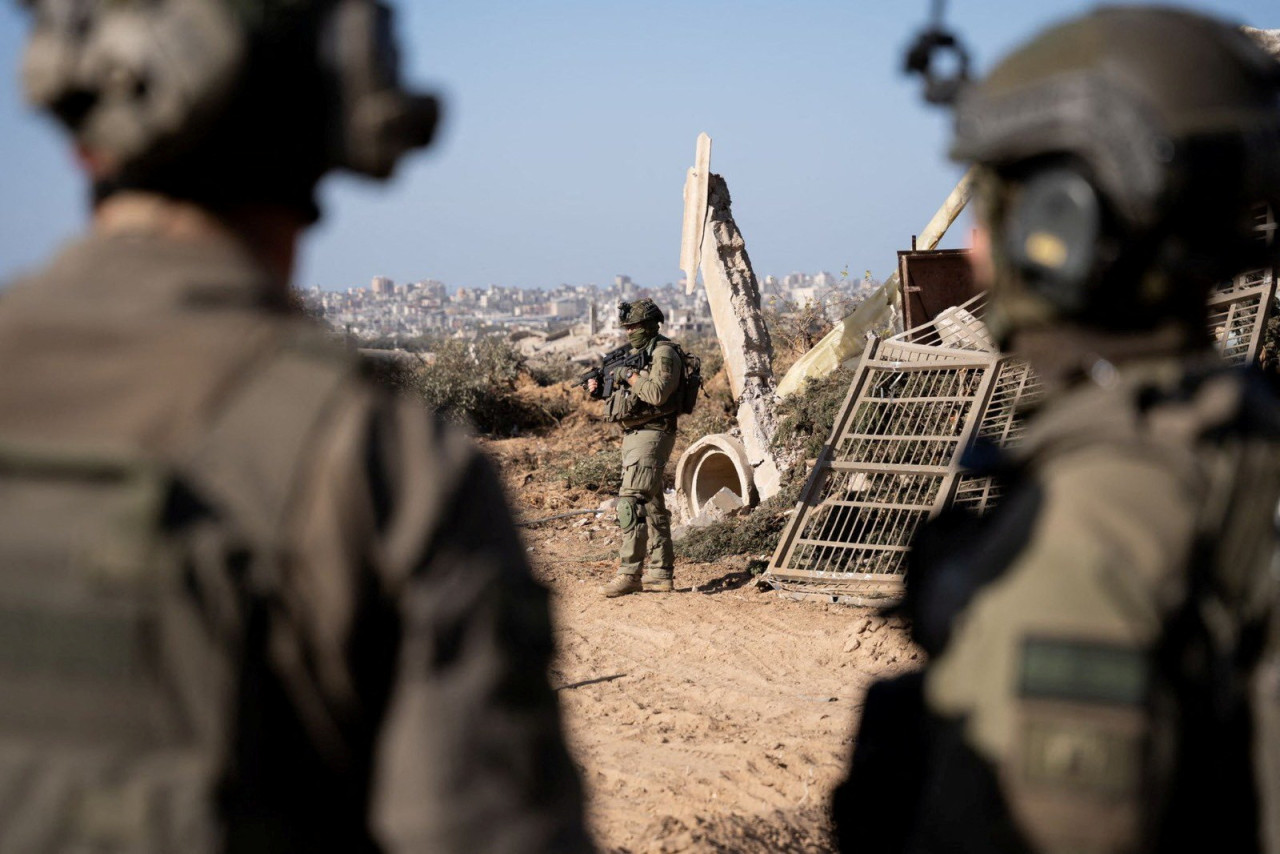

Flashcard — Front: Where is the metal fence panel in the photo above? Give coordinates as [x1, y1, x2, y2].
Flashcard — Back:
[767, 231, 1276, 605]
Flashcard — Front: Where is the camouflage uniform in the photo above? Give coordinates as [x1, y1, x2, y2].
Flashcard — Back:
[834, 9, 1280, 853]
[0, 228, 592, 853]
[612, 336, 682, 580]
[601, 301, 683, 596]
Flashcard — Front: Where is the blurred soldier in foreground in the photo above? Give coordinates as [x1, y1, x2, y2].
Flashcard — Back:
[587, 299, 684, 598]
[0, 1, 591, 851]
[834, 8, 1280, 853]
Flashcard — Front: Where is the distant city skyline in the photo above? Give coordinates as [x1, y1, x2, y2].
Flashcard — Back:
[2, 1, 1276, 292]
[307, 266, 866, 343]
[337, 267, 860, 294]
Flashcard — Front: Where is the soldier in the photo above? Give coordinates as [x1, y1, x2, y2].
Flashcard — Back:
[833, 8, 1280, 853]
[587, 299, 684, 598]
[0, 2, 592, 852]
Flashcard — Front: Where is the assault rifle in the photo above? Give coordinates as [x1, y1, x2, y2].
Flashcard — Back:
[579, 345, 646, 400]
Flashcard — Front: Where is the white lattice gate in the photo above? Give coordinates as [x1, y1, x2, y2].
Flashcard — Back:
[765, 297, 1043, 604]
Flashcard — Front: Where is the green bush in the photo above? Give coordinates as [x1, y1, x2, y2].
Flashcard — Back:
[772, 366, 856, 462]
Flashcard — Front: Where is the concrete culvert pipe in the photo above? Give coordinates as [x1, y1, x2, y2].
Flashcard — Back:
[674, 434, 756, 521]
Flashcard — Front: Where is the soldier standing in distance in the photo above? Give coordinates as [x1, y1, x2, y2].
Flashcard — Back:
[587, 299, 684, 598]
[0, 2, 592, 852]
[833, 8, 1280, 853]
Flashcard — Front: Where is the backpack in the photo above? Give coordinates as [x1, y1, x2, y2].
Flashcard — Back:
[678, 347, 703, 415]
[655, 341, 702, 416]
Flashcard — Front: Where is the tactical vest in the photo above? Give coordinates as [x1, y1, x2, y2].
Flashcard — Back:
[0, 333, 358, 852]
[1151, 369, 1280, 854]
[1003, 367, 1280, 853]
[612, 337, 685, 430]
[886, 364, 1280, 854]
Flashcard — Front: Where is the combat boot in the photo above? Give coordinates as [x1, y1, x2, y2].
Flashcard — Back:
[601, 574, 641, 598]
[642, 572, 674, 593]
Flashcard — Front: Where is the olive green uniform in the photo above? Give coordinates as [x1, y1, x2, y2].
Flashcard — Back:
[834, 353, 1280, 853]
[607, 335, 682, 579]
[833, 7, 1280, 852]
[0, 233, 592, 853]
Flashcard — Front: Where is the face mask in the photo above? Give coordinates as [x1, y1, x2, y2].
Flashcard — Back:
[627, 328, 649, 349]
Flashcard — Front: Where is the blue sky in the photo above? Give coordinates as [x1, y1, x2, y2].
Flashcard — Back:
[1, 1, 1276, 292]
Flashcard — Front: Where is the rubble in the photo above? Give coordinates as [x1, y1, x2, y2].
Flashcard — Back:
[672, 134, 787, 511]
[696, 173, 786, 502]
[704, 486, 747, 517]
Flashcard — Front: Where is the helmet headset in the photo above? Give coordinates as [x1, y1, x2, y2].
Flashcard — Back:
[21, 0, 439, 218]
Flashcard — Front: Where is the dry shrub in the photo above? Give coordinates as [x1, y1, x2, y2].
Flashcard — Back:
[674, 336, 735, 456]
[559, 448, 623, 493]
[764, 297, 836, 367]
[527, 356, 583, 387]
[376, 336, 573, 436]
[675, 485, 801, 563]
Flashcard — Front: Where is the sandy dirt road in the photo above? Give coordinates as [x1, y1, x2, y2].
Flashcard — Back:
[488, 435, 918, 853]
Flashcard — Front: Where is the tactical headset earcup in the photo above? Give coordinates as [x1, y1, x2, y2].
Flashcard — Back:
[1003, 167, 1103, 316]
[320, 0, 439, 178]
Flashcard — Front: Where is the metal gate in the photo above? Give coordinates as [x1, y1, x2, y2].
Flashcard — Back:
[1208, 266, 1275, 365]
[766, 209, 1276, 605]
[765, 296, 1041, 604]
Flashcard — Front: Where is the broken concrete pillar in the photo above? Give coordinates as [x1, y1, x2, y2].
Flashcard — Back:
[698, 174, 785, 501]
[680, 133, 713, 296]
[775, 167, 976, 398]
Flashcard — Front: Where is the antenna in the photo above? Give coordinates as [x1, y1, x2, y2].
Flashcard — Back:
[903, 0, 972, 106]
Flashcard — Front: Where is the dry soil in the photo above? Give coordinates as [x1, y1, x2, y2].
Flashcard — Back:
[485, 434, 919, 853]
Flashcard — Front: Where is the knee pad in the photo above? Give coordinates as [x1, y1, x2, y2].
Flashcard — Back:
[616, 497, 646, 532]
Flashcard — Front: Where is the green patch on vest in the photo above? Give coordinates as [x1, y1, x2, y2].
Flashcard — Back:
[1019, 637, 1149, 706]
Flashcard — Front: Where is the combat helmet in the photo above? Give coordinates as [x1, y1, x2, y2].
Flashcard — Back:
[952, 7, 1280, 335]
[20, 0, 439, 219]
[618, 298, 665, 327]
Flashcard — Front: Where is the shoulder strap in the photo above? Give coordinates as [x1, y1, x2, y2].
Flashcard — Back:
[178, 328, 359, 559]
[174, 325, 366, 767]
[648, 338, 683, 371]
[1142, 369, 1280, 847]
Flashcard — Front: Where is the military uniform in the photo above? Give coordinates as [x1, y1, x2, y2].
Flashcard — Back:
[835, 8, 1280, 853]
[0, 230, 592, 853]
[609, 335, 683, 582]
[835, 349, 1280, 853]
[597, 298, 684, 597]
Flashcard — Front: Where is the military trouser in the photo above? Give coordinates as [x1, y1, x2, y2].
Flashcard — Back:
[616, 427, 676, 578]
